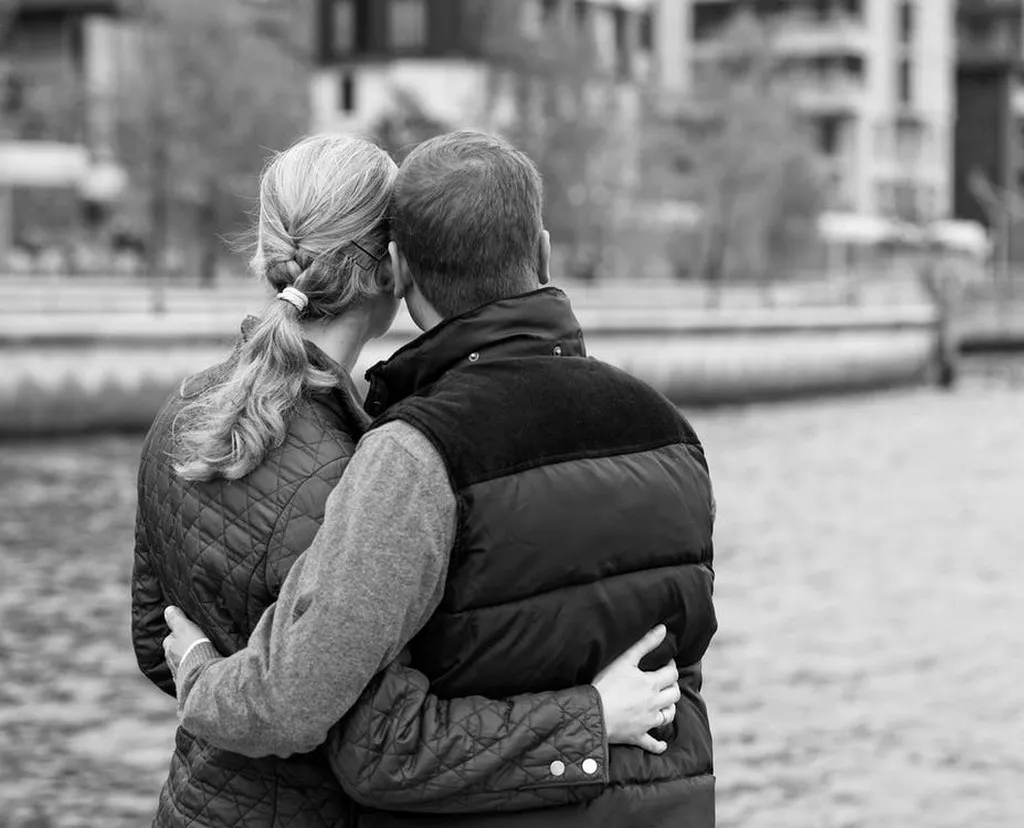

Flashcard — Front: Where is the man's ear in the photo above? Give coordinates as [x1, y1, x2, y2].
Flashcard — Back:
[538, 229, 551, 286]
[389, 241, 412, 300]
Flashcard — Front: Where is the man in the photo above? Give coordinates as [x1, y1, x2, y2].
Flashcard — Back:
[165, 131, 717, 826]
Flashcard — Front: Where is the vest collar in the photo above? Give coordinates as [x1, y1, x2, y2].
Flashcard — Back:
[364, 287, 585, 416]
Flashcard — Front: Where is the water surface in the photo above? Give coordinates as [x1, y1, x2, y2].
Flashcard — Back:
[1, 357, 1020, 827]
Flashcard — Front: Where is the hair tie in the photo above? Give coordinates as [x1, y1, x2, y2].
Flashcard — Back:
[276, 285, 309, 312]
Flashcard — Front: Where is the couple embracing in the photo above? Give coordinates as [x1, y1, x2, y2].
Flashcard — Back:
[131, 130, 717, 827]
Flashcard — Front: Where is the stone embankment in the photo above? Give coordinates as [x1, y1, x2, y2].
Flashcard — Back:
[0, 278, 957, 436]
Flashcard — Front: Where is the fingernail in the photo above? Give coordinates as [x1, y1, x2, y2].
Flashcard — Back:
[164, 606, 177, 622]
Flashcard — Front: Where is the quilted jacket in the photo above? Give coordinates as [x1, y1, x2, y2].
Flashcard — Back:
[348, 288, 717, 827]
[131, 322, 609, 827]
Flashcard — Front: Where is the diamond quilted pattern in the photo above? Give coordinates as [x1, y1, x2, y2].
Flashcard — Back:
[133, 372, 360, 827]
[329, 662, 606, 814]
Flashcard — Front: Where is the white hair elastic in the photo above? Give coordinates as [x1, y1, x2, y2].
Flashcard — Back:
[276, 285, 309, 312]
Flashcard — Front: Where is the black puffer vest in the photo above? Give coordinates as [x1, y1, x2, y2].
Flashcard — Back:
[362, 288, 717, 827]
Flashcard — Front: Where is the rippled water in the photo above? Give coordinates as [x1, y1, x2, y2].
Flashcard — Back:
[1, 357, 1021, 827]
[696, 357, 1024, 828]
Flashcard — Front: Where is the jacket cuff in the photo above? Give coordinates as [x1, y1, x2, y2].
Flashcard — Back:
[521, 684, 610, 790]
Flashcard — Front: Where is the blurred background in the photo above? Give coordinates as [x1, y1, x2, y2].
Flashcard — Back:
[1, 0, 1023, 826]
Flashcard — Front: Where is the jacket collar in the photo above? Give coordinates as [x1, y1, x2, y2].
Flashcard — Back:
[364, 287, 585, 416]
[181, 316, 370, 432]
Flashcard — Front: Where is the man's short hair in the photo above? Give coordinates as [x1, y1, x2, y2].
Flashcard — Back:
[390, 131, 544, 318]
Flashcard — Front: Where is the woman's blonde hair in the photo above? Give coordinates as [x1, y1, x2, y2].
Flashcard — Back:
[174, 134, 398, 482]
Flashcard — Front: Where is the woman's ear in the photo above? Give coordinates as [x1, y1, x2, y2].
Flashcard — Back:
[389, 241, 412, 300]
[376, 257, 395, 294]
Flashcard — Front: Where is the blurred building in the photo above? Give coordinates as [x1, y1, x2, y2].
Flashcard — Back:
[953, 0, 1024, 260]
[0, 0, 129, 258]
[309, 0, 656, 137]
[655, 0, 956, 221]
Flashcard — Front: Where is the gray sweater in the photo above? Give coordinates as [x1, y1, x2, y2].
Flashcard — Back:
[175, 420, 457, 758]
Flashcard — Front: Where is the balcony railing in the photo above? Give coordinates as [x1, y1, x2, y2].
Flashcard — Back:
[691, 12, 868, 63]
[786, 71, 864, 113]
[771, 14, 868, 56]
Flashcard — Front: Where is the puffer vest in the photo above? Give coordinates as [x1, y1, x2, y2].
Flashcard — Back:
[361, 288, 717, 827]
[133, 324, 369, 828]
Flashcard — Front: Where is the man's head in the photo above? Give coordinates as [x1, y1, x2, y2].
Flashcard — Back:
[387, 131, 550, 329]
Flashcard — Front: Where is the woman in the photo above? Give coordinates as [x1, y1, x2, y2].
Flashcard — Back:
[131, 135, 681, 827]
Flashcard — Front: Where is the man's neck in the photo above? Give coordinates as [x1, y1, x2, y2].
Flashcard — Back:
[408, 299, 443, 333]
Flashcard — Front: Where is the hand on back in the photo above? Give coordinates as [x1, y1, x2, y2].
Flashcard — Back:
[592, 624, 682, 755]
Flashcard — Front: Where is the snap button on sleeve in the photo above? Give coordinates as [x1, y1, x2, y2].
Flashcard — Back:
[581, 758, 598, 775]
[552, 345, 563, 356]
[468, 352, 480, 363]
[549, 759, 566, 777]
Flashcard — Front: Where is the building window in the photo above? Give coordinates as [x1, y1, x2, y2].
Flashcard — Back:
[693, 1, 731, 41]
[816, 116, 843, 156]
[329, 0, 374, 56]
[389, 0, 427, 50]
[892, 179, 918, 220]
[876, 181, 895, 214]
[897, 58, 912, 105]
[898, 1, 915, 44]
[639, 9, 654, 52]
[873, 122, 890, 157]
[521, 0, 543, 39]
[68, 17, 85, 71]
[333, 0, 356, 55]
[895, 120, 922, 163]
[574, 0, 589, 29]
[331, 0, 373, 57]
[843, 55, 864, 80]
[339, 71, 356, 112]
[613, 6, 630, 79]
[2, 72, 25, 115]
[918, 184, 935, 220]
[843, 0, 863, 19]
[541, 0, 561, 22]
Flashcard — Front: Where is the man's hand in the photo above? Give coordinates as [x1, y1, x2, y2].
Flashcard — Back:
[162, 606, 211, 681]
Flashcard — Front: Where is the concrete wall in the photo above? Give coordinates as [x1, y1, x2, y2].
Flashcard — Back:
[0, 299, 942, 437]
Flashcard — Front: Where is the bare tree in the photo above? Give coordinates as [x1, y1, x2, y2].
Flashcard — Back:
[471, 0, 637, 281]
[117, 0, 311, 284]
[370, 88, 450, 162]
[649, 11, 824, 297]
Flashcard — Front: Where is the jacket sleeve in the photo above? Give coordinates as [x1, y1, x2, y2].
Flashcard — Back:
[327, 654, 608, 813]
[130, 505, 175, 697]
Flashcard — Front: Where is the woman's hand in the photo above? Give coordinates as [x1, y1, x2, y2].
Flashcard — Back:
[592, 624, 681, 754]
[162, 606, 211, 681]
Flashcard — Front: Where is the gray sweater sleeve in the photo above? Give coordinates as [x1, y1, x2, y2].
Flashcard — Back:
[174, 422, 456, 758]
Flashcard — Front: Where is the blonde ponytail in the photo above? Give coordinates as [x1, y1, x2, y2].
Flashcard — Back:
[173, 135, 398, 481]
